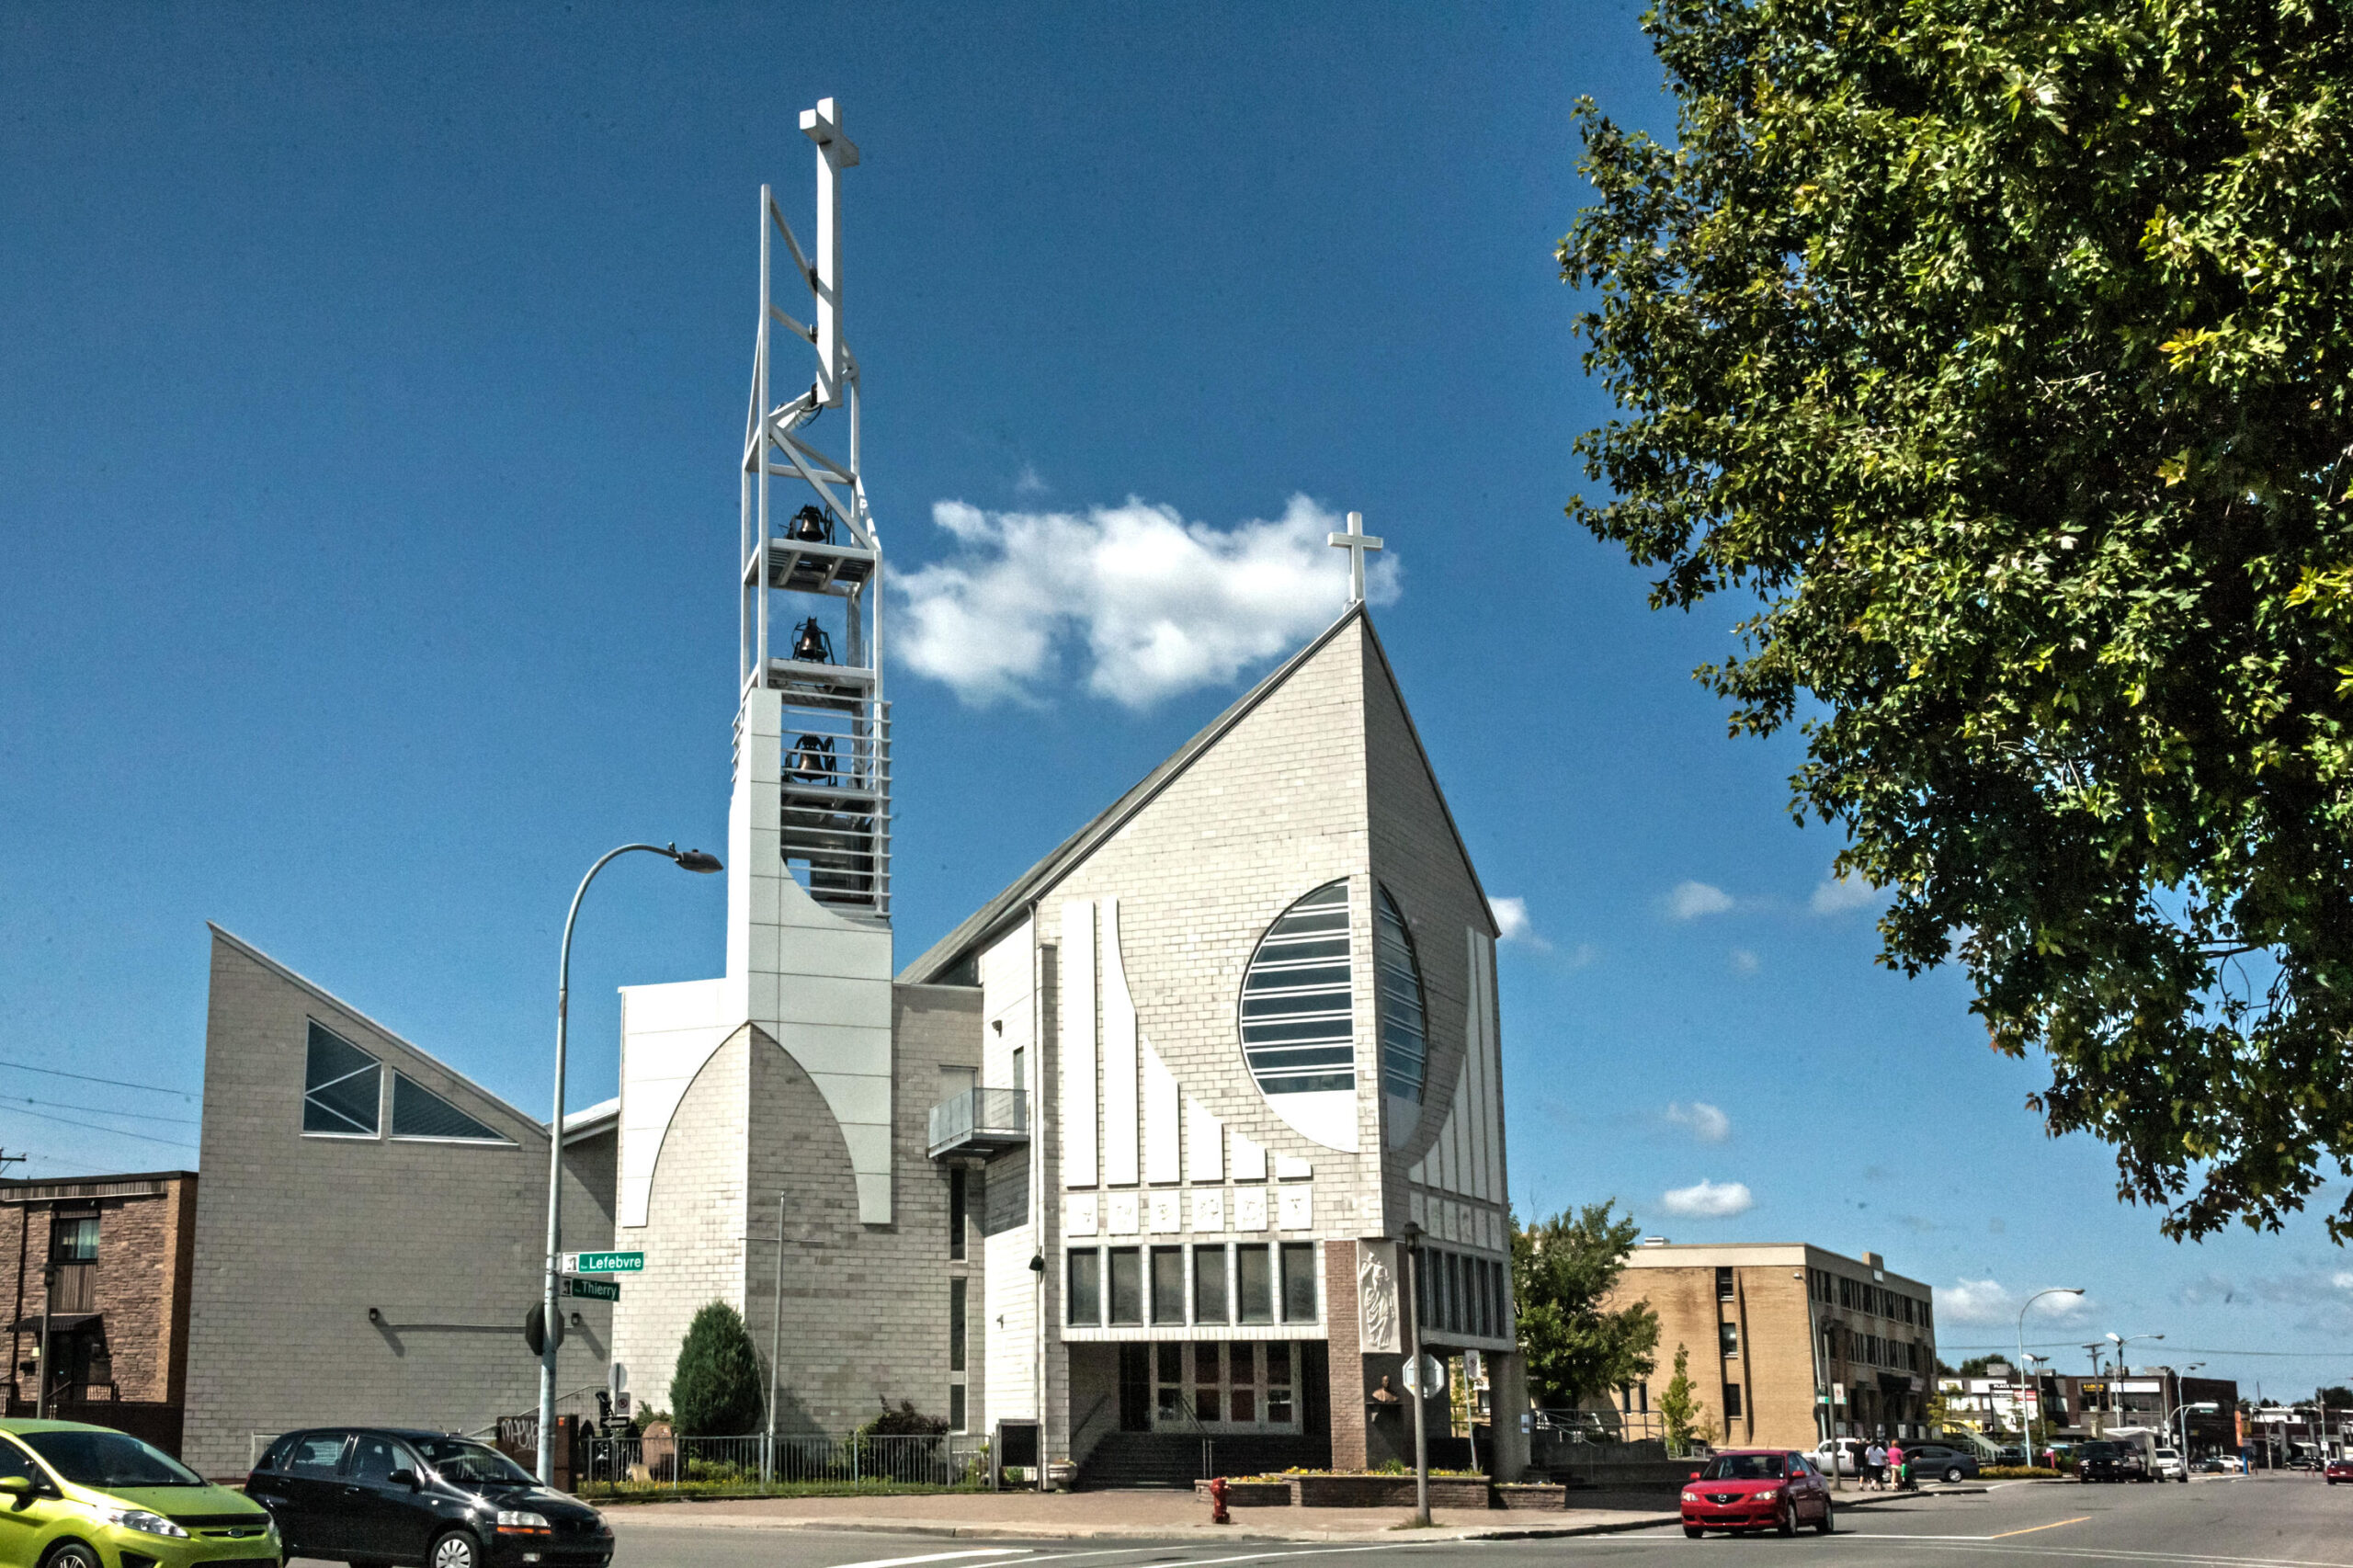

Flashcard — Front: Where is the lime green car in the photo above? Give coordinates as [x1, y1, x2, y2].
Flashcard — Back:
[0, 1421, 278, 1568]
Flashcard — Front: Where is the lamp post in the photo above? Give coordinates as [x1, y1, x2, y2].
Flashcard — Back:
[2017, 1289, 2083, 1466]
[538, 842, 722, 1484]
[1401, 1221, 1430, 1528]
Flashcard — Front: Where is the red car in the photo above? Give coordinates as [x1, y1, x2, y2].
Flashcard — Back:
[2326, 1458, 2353, 1485]
[1682, 1448, 1836, 1537]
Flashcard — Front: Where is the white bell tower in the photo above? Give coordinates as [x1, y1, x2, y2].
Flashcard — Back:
[725, 97, 898, 1223]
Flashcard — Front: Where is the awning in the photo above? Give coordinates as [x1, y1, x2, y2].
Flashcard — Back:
[10, 1313, 100, 1335]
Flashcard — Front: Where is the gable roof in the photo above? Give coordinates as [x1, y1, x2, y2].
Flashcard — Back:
[900, 603, 1496, 983]
[1357, 610, 1496, 935]
[207, 923, 548, 1137]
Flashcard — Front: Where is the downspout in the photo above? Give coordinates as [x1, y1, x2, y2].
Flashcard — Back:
[1030, 899, 1048, 1484]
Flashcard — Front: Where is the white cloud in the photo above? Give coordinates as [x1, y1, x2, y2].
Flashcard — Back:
[894, 494, 1399, 708]
[1811, 872, 1880, 915]
[1563, 942, 1599, 970]
[1665, 881, 1734, 921]
[1938, 1278, 2092, 1325]
[1014, 461, 1050, 496]
[1490, 896, 1552, 951]
[1660, 1178, 1754, 1218]
[1729, 948, 1760, 974]
[1666, 1101, 1732, 1143]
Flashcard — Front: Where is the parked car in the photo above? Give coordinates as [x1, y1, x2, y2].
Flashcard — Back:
[2076, 1440, 2150, 1483]
[1901, 1443, 1983, 1483]
[2324, 1458, 2352, 1485]
[248, 1427, 613, 1568]
[1813, 1437, 1868, 1477]
[0, 1417, 280, 1568]
[2288, 1456, 2323, 1471]
[2152, 1448, 2186, 1483]
[1682, 1449, 1836, 1538]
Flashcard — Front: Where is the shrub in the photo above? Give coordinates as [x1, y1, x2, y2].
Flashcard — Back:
[669, 1301, 767, 1436]
[1979, 1466, 2066, 1480]
[858, 1399, 948, 1437]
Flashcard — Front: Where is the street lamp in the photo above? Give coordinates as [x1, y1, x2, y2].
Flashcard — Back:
[538, 841, 722, 1483]
[2018, 1289, 2084, 1465]
[1401, 1221, 1430, 1528]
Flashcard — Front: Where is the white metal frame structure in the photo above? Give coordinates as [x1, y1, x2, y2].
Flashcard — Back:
[740, 97, 891, 918]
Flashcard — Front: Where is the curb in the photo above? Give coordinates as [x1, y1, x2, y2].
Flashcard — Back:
[606, 1512, 1689, 1543]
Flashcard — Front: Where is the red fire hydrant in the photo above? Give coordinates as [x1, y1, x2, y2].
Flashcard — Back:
[1209, 1476, 1231, 1526]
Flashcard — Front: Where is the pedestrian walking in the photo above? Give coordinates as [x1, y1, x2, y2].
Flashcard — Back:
[1890, 1439, 1911, 1491]
[1865, 1439, 1888, 1489]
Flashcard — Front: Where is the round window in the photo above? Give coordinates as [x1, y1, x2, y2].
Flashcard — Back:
[1375, 886, 1428, 1146]
[1239, 881, 1355, 1096]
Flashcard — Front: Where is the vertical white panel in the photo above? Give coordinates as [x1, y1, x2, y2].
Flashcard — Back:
[1479, 931, 1506, 1201]
[1462, 932, 1492, 1201]
[1231, 1131, 1267, 1183]
[1060, 901, 1097, 1188]
[1444, 1062, 1471, 1194]
[1142, 1039, 1180, 1184]
[1185, 1096, 1224, 1182]
[1100, 898, 1141, 1187]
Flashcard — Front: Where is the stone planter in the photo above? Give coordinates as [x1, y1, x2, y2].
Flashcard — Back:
[1289, 1473, 1492, 1509]
[1493, 1483, 1569, 1511]
[1192, 1480, 1292, 1506]
[1046, 1460, 1076, 1492]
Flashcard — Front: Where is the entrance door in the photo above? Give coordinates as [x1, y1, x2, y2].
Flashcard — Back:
[1118, 1344, 1152, 1431]
[1158, 1343, 1301, 1434]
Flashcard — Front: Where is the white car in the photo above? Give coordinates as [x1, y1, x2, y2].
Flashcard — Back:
[1813, 1438, 1867, 1477]
[2153, 1448, 2186, 1482]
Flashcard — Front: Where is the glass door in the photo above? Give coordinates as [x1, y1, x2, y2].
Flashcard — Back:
[1154, 1343, 1301, 1433]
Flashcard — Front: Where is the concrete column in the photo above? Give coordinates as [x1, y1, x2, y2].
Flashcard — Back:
[1324, 1241, 1369, 1470]
[1489, 1352, 1530, 1481]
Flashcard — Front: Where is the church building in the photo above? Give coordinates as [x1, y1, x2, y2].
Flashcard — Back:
[175, 101, 1525, 1484]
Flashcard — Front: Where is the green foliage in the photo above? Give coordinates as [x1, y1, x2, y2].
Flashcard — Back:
[1979, 1465, 2066, 1480]
[858, 1399, 948, 1437]
[2315, 1385, 2353, 1409]
[668, 1301, 767, 1437]
[1658, 1344, 1713, 1454]
[1510, 1201, 1662, 1408]
[1563, 0, 2353, 1241]
[1954, 1357, 2000, 1379]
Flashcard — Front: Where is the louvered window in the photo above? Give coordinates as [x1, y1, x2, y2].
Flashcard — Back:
[391, 1073, 509, 1142]
[1239, 881, 1355, 1096]
[1374, 888, 1427, 1105]
[302, 1021, 381, 1136]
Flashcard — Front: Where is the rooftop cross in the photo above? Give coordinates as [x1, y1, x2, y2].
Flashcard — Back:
[1328, 509, 1384, 606]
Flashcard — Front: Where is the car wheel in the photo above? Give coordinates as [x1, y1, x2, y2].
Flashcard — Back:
[45, 1543, 102, 1568]
[1815, 1501, 1835, 1536]
[1945, 1466, 1963, 1483]
[1684, 1526, 1705, 1539]
[431, 1531, 483, 1568]
[1777, 1503, 1797, 1538]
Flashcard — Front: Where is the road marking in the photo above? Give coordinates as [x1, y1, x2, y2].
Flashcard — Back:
[1993, 1518, 2094, 1540]
[1831, 1540, 2353, 1568]
[824, 1544, 1035, 1553]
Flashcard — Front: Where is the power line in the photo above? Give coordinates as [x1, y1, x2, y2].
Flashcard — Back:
[1, 1096, 199, 1127]
[0, 1058, 196, 1101]
[1946, 1341, 2353, 1359]
[0, 1104, 199, 1149]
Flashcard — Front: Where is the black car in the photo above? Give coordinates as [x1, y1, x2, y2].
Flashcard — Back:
[1901, 1444, 1982, 1483]
[2075, 1440, 2148, 1483]
[247, 1427, 613, 1568]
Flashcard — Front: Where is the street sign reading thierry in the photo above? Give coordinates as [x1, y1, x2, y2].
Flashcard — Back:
[562, 1250, 644, 1274]
[563, 1277, 621, 1302]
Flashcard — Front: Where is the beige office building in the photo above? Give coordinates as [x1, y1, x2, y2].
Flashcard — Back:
[1595, 1242, 1938, 1451]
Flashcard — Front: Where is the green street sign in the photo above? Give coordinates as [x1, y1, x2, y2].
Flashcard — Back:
[564, 1250, 644, 1274]
[563, 1277, 620, 1302]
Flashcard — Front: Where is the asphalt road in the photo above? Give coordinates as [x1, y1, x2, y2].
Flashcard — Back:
[603, 1473, 2352, 1568]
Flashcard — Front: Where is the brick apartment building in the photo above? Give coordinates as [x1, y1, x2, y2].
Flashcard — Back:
[0, 1171, 199, 1454]
[1592, 1241, 1938, 1451]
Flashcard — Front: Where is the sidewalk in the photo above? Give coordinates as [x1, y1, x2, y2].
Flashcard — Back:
[599, 1483, 1986, 1543]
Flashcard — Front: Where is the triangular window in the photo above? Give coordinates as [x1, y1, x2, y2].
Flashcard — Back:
[303, 1021, 381, 1136]
[390, 1074, 509, 1142]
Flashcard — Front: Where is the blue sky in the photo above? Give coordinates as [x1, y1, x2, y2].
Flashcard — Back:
[4, 3, 2348, 1399]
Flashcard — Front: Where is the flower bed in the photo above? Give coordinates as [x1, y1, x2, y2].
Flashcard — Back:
[1290, 1472, 1492, 1508]
[1192, 1479, 1293, 1506]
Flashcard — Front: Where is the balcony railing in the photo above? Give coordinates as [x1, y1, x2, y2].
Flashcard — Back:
[926, 1087, 1029, 1160]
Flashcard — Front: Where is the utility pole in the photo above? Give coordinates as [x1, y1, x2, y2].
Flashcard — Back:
[1402, 1221, 1431, 1527]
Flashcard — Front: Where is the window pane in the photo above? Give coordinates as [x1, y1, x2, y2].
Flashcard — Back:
[50, 1217, 97, 1264]
[1193, 1246, 1229, 1324]
[1195, 1385, 1222, 1422]
[1280, 1243, 1318, 1323]
[1240, 881, 1357, 1096]
[1152, 1247, 1187, 1324]
[1108, 1248, 1143, 1324]
[1238, 1245, 1274, 1324]
[949, 1278, 967, 1371]
[949, 1169, 967, 1261]
[1267, 1389, 1294, 1424]
[1157, 1342, 1183, 1383]
[1266, 1341, 1291, 1384]
[1448, 1252, 1465, 1334]
[949, 1384, 966, 1432]
[391, 1074, 504, 1141]
[1720, 1322, 1738, 1355]
[303, 1021, 380, 1135]
[1067, 1250, 1101, 1325]
[1724, 1382, 1744, 1419]
[1229, 1341, 1256, 1383]
[1374, 889, 1428, 1104]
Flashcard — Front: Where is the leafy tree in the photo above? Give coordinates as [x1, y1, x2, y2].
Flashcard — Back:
[1956, 1356, 1999, 1379]
[1659, 1343, 1713, 1454]
[669, 1301, 767, 1437]
[1510, 1201, 1663, 1407]
[1563, 0, 2353, 1241]
[2315, 1385, 2353, 1410]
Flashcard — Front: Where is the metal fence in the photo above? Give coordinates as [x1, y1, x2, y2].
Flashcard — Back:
[579, 1432, 988, 1494]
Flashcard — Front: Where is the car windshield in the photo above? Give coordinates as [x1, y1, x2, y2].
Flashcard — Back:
[22, 1430, 205, 1487]
[2078, 1443, 2118, 1459]
[1700, 1453, 1786, 1481]
[412, 1437, 537, 1486]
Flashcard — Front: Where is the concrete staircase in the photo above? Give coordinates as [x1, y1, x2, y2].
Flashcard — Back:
[1075, 1432, 1332, 1490]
